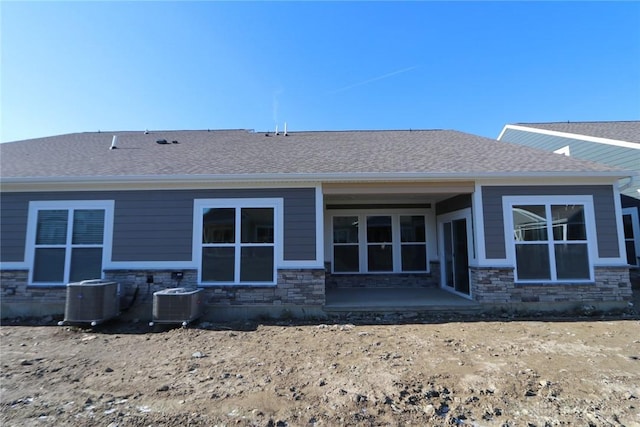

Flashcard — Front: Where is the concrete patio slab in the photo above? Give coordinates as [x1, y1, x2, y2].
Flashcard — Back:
[324, 287, 481, 313]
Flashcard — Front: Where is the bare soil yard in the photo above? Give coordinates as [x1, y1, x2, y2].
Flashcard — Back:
[2, 304, 639, 426]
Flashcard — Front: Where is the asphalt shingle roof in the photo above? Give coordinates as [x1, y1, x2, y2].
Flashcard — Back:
[514, 121, 640, 145]
[0, 129, 622, 180]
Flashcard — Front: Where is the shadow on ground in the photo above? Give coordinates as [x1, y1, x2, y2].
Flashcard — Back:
[2, 287, 638, 335]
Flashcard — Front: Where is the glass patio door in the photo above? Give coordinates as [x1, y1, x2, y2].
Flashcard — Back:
[442, 218, 470, 295]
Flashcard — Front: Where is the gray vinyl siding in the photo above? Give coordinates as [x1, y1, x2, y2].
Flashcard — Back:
[112, 191, 194, 261]
[500, 128, 640, 198]
[281, 188, 317, 260]
[0, 188, 317, 263]
[482, 185, 620, 259]
[436, 194, 472, 216]
[0, 193, 29, 262]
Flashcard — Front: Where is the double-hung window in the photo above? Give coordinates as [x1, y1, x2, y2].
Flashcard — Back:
[28, 201, 113, 286]
[194, 199, 282, 285]
[506, 196, 595, 282]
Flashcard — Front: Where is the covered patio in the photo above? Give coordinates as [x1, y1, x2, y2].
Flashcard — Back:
[324, 287, 481, 313]
[322, 182, 476, 306]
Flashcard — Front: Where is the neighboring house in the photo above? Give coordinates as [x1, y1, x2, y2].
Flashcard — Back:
[497, 121, 640, 285]
[0, 129, 634, 318]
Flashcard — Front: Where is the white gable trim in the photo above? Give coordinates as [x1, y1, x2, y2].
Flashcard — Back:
[498, 124, 640, 150]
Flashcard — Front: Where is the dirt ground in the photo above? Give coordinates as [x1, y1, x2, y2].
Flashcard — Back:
[1, 298, 639, 426]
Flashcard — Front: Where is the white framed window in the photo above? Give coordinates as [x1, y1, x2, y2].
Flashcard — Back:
[399, 215, 429, 272]
[193, 198, 283, 286]
[332, 216, 360, 272]
[504, 196, 596, 283]
[622, 207, 640, 267]
[331, 213, 428, 274]
[26, 201, 114, 286]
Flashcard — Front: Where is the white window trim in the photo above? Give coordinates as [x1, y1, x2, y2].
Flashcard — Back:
[26, 200, 115, 287]
[193, 198, 283, 286]
[330, 210, 430, 274]
[503, 195, 597, 283]
[622, 207, 640, 267]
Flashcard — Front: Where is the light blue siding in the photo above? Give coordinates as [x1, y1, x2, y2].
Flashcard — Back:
[500, 128, 640, 198]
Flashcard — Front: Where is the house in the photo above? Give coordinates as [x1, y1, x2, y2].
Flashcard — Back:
[0, 129, 634, 319]
[497, 121, 640, 286]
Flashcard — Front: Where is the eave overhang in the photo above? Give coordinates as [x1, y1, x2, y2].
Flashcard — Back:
[0, 170, 633, 193]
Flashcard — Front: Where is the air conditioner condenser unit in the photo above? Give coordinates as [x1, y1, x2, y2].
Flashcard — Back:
[59, 279, 120, 326]
[150, 288, 203, 327]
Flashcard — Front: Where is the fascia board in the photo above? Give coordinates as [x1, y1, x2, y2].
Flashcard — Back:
[499, 124, 640, 150]
[475, 174, 634, 187]
[0, 171, 633, 192]
[496, 125, 512, 141]
[1, 170, 632, 184]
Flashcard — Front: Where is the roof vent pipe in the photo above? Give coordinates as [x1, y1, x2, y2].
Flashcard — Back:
[275, 125, 279, 135]
[284, 122, 288, 136]
[110, 135, 118, 150]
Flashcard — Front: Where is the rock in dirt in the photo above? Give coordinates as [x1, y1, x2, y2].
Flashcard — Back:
[355, 393, 368, 404]
[423, 404, 436, 416]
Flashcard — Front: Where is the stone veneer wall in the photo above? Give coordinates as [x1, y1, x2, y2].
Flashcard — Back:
[1, 270, 67, 316]
[104, 269, 198, 297]
[1, 268, 325, 319]
[204, 270, 325, 306]
[1, 270, 30, 299]
[325, 261, 440, 289]
[105, 268, 325, 306]
[471, 266, 632, 304]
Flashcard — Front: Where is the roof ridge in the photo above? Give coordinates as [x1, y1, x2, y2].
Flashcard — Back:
[42, 129, 455, 138]
[515, 120, 640, 125]
[262, 129, 449, 134]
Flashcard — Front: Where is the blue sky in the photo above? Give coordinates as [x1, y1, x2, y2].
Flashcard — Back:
[1, 1, 639, 143]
